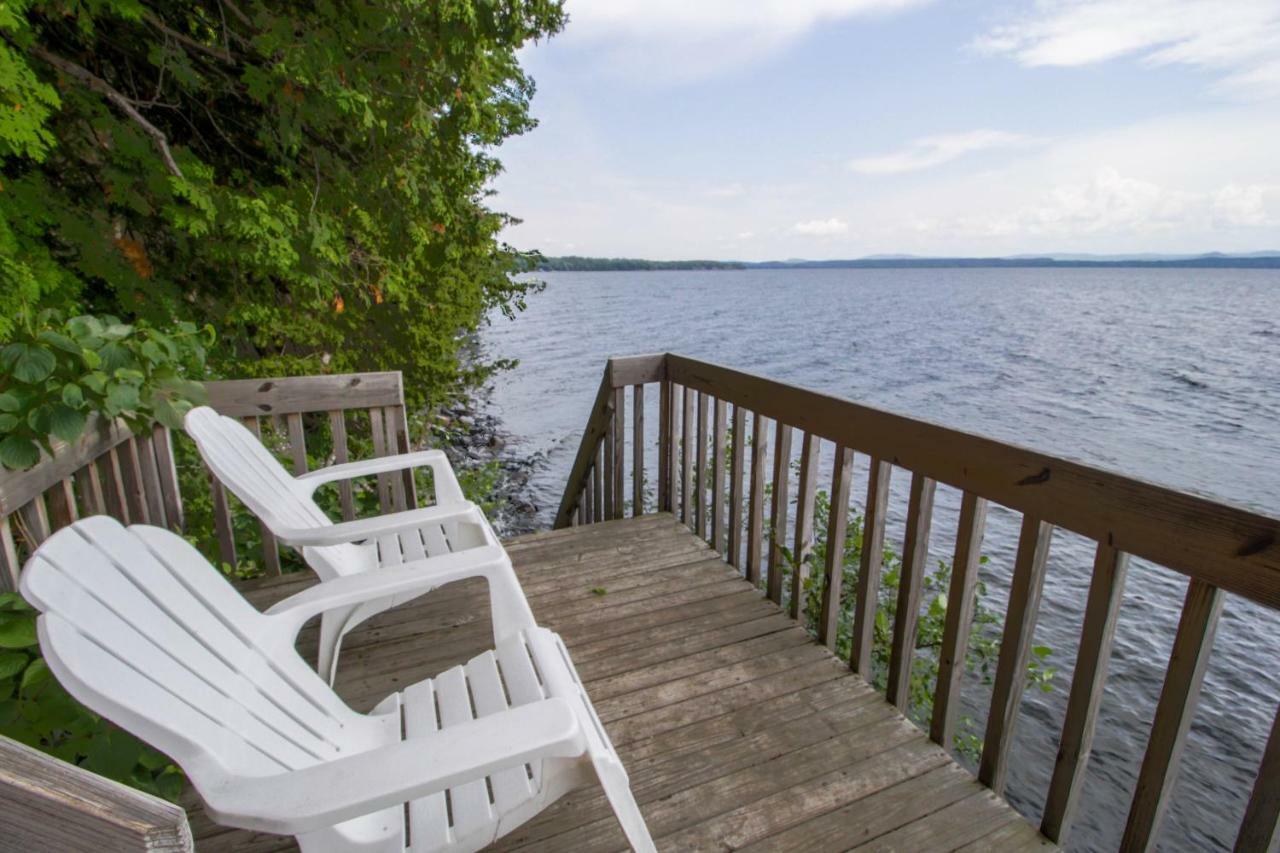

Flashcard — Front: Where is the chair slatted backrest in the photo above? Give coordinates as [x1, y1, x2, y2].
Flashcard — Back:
[19, 518, 381, 786]
[183, 407, 374, 579]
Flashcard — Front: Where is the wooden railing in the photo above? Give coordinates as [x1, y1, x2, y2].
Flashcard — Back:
[0, 371, 417, 589]
[0, 735, 193, 851]
[556, 352, 1280, 851]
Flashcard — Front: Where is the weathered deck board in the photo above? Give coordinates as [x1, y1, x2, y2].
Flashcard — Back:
[190, 514, 1051, 852]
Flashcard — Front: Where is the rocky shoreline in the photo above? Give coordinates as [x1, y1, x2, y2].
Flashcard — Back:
[432, 391, 545, 538]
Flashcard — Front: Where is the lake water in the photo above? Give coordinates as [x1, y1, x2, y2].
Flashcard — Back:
[483, 268, 1280, 851]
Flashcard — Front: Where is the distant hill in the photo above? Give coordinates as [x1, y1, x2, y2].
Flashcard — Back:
[535, 252, 1280, 271]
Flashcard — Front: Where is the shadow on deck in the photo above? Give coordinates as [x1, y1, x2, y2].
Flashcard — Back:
[189, 514, 1053, 852]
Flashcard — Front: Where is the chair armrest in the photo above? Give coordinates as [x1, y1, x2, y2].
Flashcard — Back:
[260, 545, 509, 640]
[200, 697, 585, 835]
[271, 502, 478, 548]
[295, 450, 465, 506]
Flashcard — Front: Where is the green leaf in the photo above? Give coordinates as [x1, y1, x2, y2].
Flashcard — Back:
[0, 414, 17, 432]
[19, 657, 49, 692]
[106, 383, 141, 413]
[0, 436, 41, 470]
[62, 383, 84, 407]
[49, 403, 87, 443]
[0, 613, 38, 648]
[82, 371, 108, 394]
[37, 330, 82, 355]
[0, 392, 20, 412]
[0, 344, 57, 384]
[81, 349, 102, 370]
[97, 342, 134, 373]
[0, 651, 27, 679]
[1032, 645, 1052, 658]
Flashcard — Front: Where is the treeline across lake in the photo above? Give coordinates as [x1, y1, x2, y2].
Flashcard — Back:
[536, 253, 1280, 271]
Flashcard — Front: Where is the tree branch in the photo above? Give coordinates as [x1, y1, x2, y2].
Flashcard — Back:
[144, 11, 235, 64]
[30, 45, 184, 179]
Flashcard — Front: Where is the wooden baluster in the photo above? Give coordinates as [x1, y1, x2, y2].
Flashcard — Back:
[711, 398, 727, 555]
[392, 405, 417, 510]
[118, 437, 149, 524]
[612, 387, 625, 518]
[979, 515, 1055, 793]
[328, 411, 356, 520]
[134, 432, 166, 527]
[603, 397, 616, 522]
[592, 441, 603, 523]
[1, 516, 20, 592]
[851, 459, 892, 675]
[695, 392, 708, 539]
[583, 466, 594, 524]
[790, 433, 820, 620]
[19, 497, 51, 548]
[100, 448, 130, 523]
[368, 408, 394, 513]
[766, 422, 793, 604]
[887, 472, 938, 710]
[681, 386, 694, 527]
[45, 479, 78, 530]
[1121, 579, 1224, 851]
[818, 445, 854, 649]
[932, 491, 989, 748]
[745, 412, 768, 586]
[1237, 703, 1280, 853]
[151, 425, 184, 531]
[206, 465, 237, 572]
[632, 384, 644, 516]
[380, 407, 408, 511]
[727, 405, 746, 570]
[1042, 542, 1129, 843]
[658, 381, 671, 513]
[74, 461, 106, 517]
[243, 417, 281, 576]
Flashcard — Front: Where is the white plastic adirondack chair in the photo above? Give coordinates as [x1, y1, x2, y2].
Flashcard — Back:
[21, 517, 656, 853]
[183, 406, 534, 683]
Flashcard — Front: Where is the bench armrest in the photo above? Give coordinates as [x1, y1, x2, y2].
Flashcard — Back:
[271, 502, 479, 548]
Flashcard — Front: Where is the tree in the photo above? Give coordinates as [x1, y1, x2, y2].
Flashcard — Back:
[0, 0, 565, 406]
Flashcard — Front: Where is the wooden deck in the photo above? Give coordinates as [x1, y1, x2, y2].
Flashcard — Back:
[189, 514, 1053, 852]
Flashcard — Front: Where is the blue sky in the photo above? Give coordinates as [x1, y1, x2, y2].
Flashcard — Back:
[493, 0, 1280, 260]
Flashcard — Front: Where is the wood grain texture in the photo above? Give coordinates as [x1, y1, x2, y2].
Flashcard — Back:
[0, 414, 132, 515]
[612, 387, 625, 518]
[728, 405, 746, 570]
[886, 473, 937, 711]
[711, 398, 728, 555]
[790, 433, 820, 621]
[202, 371, 404, 417]
[681, 385, 694, 527]
[658, 381, 672, 514]
[1236, 702, 1280, 853]
[819, 446, 855, 650]
[766, 421, 793, 604]
[931, 492, 989, 748]
[851, 459, 891, 675]
[696, 391, 708, 538]
[1121, 578, 1224, 852]
[1, 735, 193, 852]
[554, 364, 613, 528]
[633, 384, 644, 516]
[980, 516, 1055, 793]
[1042, 542, 1129, 843]
[746, 411, 768, 586]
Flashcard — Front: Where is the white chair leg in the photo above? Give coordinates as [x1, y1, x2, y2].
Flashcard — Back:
[317, 604, 357, 685]
[593, 756, 656, 853]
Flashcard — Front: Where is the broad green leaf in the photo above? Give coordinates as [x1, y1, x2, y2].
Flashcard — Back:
[19, 657, 49, 691]
[0, 651, 27, 680]
[0, 344, 56, 383]
[62, 383, 84, 407]
[106, 383, 141, 412]
[0, 414, 17, 431]
[37, 330, 81, 355]
[49, 403, 87, 443]
[0, 436, 40, 470]
[0, 392, 21, 412]
[0, 613, 37, 648]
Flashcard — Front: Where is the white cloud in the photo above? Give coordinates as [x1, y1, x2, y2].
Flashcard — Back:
[559, 0, 933, 81]
[793, 217, 850, 236]
[849, 129, 1039, 175]
[974, 0, 1280, 99]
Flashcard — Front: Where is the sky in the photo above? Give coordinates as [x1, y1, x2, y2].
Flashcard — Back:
[491, 0, 1280, 261]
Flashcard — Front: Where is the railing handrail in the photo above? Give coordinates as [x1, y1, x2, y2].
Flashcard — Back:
[557, 352, 1280, 610]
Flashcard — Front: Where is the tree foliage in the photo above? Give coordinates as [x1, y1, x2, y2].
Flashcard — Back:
[0, 0, 564, 405]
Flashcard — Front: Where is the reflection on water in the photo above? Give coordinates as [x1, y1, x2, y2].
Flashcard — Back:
[484, 268, 1280, 851]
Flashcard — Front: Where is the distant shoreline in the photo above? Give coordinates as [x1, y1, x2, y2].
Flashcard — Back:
[535, 253, 1280, 271]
